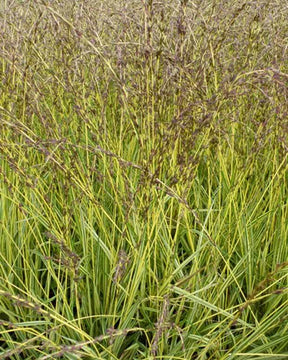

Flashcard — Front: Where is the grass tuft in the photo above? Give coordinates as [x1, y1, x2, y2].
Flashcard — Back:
[0, 0, 287, 359]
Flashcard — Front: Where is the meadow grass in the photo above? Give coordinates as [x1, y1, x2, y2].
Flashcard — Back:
[0, 0, 287, 359]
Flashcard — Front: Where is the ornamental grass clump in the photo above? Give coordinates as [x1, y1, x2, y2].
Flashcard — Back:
[0, 0, 288, 359]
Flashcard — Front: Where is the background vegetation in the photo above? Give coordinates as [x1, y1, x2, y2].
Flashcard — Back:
[0, 0, 287, 359]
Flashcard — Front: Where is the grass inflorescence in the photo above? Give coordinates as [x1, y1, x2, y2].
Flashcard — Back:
[0, 0, 287, 359]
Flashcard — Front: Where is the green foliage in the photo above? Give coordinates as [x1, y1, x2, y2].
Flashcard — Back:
[0, 0, 287, 359]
